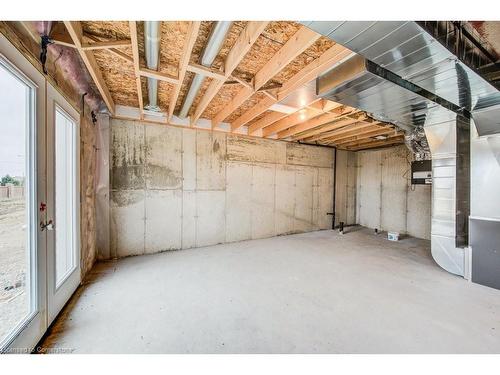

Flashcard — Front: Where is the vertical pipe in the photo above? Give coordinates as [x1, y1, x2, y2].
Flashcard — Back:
[332, 147, 337, 229]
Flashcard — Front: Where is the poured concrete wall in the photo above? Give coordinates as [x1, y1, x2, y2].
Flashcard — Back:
[335, 150, 357, 226]
[106, 119, 335, 258]
[355, 145, 431, 240]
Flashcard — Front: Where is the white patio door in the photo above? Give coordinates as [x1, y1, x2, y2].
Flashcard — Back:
[0, 34, 47, 352]
[1, 34, 81, 353]
[46, 84, 81, 324]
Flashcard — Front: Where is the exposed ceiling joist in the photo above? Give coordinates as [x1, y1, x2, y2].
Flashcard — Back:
[346, 135, 405, 151]
[335, 128, 400, 147]
[19, 21, 74, 49]
[252, 27, 320, 92]
[106, 48, 134, 63]
[262, 105, 323, 137]
[63, 21, 115, 114]
[83, 34, 133, 63]
[191, 21, 269, 126]
[293, 113, 367, 141]
[212, 26, 321, 130]
[326, 125, 389, 145]
[276, 107, 352, 139]
[81, 39, 132, 50]
[230, 43, 353, 132]
[128, 21, 144, 118]
[168, 21, 201, 121]
[186, 62, 225, 81]
[248, 111, 288, 135]
[230, 74, 253, 89]
[139, 67, 179, 85]
[52, 21, 400, 151]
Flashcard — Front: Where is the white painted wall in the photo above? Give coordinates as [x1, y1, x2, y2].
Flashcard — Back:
[470, 120, 500, 221]
[355, 145, 431, 240]
[106, 119, 336, 258]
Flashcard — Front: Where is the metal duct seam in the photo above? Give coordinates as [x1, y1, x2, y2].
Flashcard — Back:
[179, 21, 233, 119]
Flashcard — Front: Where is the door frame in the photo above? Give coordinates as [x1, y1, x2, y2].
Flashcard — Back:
[0, 33, 47, 353]
[46, 83, 81, 325]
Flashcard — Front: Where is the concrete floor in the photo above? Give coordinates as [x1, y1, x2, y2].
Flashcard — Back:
[41, 227, 500, 353]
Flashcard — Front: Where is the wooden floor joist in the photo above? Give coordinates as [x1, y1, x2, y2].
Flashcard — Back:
[139, 68, 179, 85]
[303, 117, 377, 143]
[330, 127, 395, 146]
[276, 106, 353, 139]
[63, 21, 115, 114]
[213, 26, 321, 130]
[320, 123, 383, 144]
[339, 130, 403, 148]
[81, 40, 132, 50]
[248, 111, 289, 135]
[48, 21, 403, 151]
[261, 105, 324, 137]
[83, 34, 133, 63]
[231, 43, 352, 132]
[191, 21, 269, 126]
[128, 21, 144, 118]
[346, 135, 405, 151]
[293, 113, 366, 141]
[169, 21, 201, 121]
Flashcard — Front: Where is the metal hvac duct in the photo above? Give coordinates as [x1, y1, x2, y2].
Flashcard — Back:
[316, 53, 457, 132]
[317, 58, 468, 276]
[303, 21, 500, 136]
[144, 21, 161, 111]
[179, 21, 233, 119]
[309, 21, 500, 277]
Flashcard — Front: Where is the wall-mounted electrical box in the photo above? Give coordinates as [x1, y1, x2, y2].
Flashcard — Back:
[411, 160, 432, 185]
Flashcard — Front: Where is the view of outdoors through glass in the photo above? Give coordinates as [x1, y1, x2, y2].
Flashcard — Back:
[55, 109, 76, 287]
[0, 62, 32, 344]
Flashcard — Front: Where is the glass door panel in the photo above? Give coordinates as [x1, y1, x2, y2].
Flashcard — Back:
[54, 109, 77, 287]
[0, 47, 41, 351]
[46, 84, 80, 325]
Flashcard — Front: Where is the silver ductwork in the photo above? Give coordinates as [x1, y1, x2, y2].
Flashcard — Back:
[405, 126, 431, 161]
[316, 54, 465, 275]
[179, 21, 233, 119]
[144, 21, 161, 111]
[424, 115, 469, 276]
[308, 21, 500, 278]
[316, 54, 457, 132]
[302, 21, 499, 112]
[472, 101, 500, 137]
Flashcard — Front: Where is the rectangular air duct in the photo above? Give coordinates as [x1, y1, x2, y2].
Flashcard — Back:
[304, 21, 500, 136]
[313, 26, 472, 277]
[316, 54, 457, 132]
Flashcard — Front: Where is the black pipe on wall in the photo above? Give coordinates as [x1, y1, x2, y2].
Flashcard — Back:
[332, 147, 337, 230]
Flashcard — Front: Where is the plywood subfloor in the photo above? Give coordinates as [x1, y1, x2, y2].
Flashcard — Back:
[40, 228, 500, 353]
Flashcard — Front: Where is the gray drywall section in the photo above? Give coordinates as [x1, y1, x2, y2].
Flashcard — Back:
[355, 145, 431, 240]
[106, 119, 337, 258]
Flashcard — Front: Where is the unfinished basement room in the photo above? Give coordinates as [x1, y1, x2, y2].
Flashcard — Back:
[1, 8, 500, 359]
